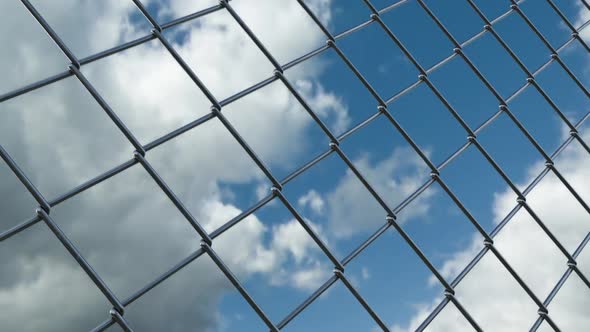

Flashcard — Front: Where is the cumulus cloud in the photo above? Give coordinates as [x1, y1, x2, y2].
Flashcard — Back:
[295, 80, 350, 135]
[0, 0, 350, 331]
[268, 218, 332, 291]
[0, 0, 449, 330]
[326, 147, 433, 238]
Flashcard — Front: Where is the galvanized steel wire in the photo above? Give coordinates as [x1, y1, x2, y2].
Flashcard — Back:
[1, 0, 590, 331]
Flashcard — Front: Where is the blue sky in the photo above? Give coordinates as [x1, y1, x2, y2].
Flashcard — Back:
[0, 0, 589, 331]
[195, 1, 590, 331]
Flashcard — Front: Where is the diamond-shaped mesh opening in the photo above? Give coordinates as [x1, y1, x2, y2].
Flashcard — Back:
[476, 112, 546, 189]
[525, 170, 590, 253]
[337, 22, 419, 98]
[391, 83, 472, 164]
[534, 59, 589, 124]
[337, 116, 432, 214]
[0, 77, 132, 198]
[48, 164, 202, 299]
[428, 55, 500, 128]
[80, 39, 212, 144]
[453, 251, 540, 331]
[508, 86, 570, 154]
[285, 48, 378, 136]
[279, 149, 389, 257]
[378, 0, 456, 69]
[517, 0, 579, 48]
[223, 0, 328, 65]
[439, 145, 518, 233]
[342, 228, 445, 328]
[462, 32, 528, 98]
[211, 199, 335, 323]
[493, 208, 567, 298]
[398, 184, 485, 280]
[221, 80, 332, 181]
[160, 9, 276, 101]
[492, 8, 555, 70]
[145, 118, 271, 231]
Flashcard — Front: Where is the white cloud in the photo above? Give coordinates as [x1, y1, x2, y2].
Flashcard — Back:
[394, 130, 590, 331]
[198, 199, 278, 275]
[0, 258, 108, 332]
[295, 79, 351, 135]
[298, 189, 326, 215]
[290, 261, 332, 290]
[268, 219, 332, 291]
[271, 218, 317, 264]
[326, 147, 433, 238]
[0, 0, 347, 331]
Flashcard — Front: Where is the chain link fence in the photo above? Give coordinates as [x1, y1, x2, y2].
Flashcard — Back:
[1, 0, 589, 331]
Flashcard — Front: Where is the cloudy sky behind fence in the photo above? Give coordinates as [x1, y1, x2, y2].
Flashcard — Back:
[0, 0, 589, 331]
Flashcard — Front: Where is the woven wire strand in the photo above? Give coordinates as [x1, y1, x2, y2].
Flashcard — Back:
[0, 0, 589, 331]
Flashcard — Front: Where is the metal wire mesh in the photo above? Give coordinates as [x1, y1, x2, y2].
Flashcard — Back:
[1, 0, 589, 331]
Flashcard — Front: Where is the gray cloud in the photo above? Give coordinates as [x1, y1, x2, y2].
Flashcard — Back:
[0, 1, 343, 331]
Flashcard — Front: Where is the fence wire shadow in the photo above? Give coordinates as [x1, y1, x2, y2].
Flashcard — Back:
[1, 0, 590, 331]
